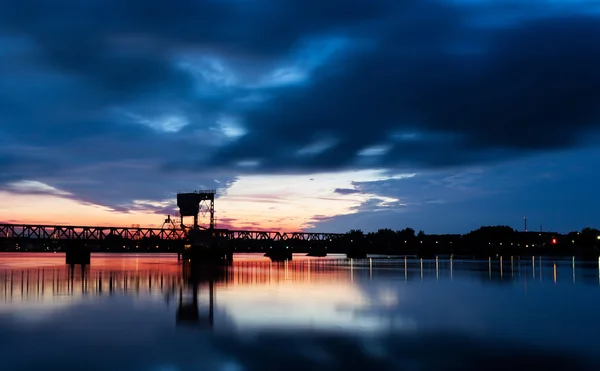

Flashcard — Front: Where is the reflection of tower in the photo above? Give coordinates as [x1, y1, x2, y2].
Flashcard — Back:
[176, 190, 216, 230]
[176, 260, 230, 329]
[176, 280, 215, 328]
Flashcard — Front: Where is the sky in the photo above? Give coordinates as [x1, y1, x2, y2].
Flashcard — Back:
[1, 0, 600, 233]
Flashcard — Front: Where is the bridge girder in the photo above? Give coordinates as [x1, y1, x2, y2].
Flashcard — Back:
[0, 223, 343, 242]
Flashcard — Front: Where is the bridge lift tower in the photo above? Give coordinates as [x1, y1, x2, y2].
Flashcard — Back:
[176, 190, 216, 230]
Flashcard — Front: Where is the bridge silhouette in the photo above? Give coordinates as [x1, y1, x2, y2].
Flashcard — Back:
[0, 190, 344, 243]
[0, 190, 354, 263]
[0, 223, 343, 242]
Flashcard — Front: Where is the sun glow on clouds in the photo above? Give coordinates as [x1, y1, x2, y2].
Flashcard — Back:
[216, 170, 414, 231]
[0, 191, 163, 227]
[6, 180, 71, 196]
[132, 199, 171, 209]
[1, 171, 413, 231]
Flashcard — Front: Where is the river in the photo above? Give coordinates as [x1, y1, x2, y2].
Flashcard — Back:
[0, 253, 599, 370]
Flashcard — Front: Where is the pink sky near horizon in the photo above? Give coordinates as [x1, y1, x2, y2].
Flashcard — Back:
[0, 170, 409, 232]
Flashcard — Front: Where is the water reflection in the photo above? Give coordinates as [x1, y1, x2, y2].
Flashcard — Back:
[4, 255, 600, 303]
[0, 253, 599, 370]
[2, 254, 600, 300]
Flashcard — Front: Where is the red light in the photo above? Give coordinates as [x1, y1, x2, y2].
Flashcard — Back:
[552, 238, 557, 244]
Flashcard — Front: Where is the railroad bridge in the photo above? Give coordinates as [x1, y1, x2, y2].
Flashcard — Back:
[0, 190, 350, 263]
[0, 223, 342, 243]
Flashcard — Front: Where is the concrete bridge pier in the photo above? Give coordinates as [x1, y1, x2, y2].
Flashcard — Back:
[65, 244, 91, 265]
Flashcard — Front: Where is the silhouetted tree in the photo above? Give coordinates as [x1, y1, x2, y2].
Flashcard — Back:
[397, 228, 415, 241]
[465, 226, 516, 242]
[579, 227, 600, 248]
[347, 229, 364, 239]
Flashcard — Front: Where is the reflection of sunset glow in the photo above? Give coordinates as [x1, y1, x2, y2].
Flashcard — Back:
[216, 283, 378, 331]
[377, 288, 399, 307]
[0, 254, 185, 321]
[0, 254, 420, 332]
[0, 254, 385, 331]
[1, 254, 600, 347]
[6, 255, 597, 333]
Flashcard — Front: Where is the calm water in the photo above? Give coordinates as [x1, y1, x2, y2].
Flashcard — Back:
[1, 253, 600, 370]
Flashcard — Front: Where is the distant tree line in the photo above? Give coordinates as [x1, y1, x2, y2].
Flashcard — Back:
[336, 226, 600, 257]
[2, 225, 599, 258]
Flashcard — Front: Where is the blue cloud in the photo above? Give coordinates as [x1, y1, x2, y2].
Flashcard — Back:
[0, 0, 599, 229]
[310, 146, 600, 233]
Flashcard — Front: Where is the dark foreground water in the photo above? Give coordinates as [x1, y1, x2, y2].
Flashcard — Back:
[1, 253, 600, 371]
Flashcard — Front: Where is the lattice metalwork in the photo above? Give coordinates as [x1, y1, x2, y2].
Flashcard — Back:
[0, 223, 344, 242]
[177, 190, 216, 230]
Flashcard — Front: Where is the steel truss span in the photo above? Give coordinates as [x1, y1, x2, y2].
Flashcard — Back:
[228, 230, 341, 241]
[0, 223, 343, 242]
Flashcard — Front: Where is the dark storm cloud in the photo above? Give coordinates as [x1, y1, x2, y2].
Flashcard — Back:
[0, 0, 389, 74]
[0, 0, 396, 210]
[204, 11, 600, 172]
[0, 142, 70, 184]
[1, 0, 600, 213]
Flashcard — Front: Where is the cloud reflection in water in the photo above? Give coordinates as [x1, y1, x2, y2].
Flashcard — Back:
[0, 253, 599, 370]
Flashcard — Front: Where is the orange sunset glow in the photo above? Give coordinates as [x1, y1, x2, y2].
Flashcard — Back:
[0, 170, 409, 231]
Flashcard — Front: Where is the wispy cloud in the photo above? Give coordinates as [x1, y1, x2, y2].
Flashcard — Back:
[5, 180, 72, 197]
[1, 0, 599, 232]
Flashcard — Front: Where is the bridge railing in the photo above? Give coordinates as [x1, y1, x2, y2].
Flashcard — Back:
[0, 224, 186, 241]
[0, 223, 344, 242]
[176, 189, 216, 195]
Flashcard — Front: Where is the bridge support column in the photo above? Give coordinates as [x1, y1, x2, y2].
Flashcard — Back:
[264, 241, 293, 261]
[65, 244, 91, 265]
[346, 244, 367, 259]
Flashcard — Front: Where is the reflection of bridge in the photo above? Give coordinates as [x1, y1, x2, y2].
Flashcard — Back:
[0, 262, 227, 329]
[1, 254, 588, 290]
[0, 257, 374, 331]
[0, 259, 366, 302]
[0, 265, 184, 299]
[0, 223, 343, 242]
[1, 256, 591, 320]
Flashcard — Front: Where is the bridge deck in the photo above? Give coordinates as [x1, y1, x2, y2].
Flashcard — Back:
[0, 223, 343, 242]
